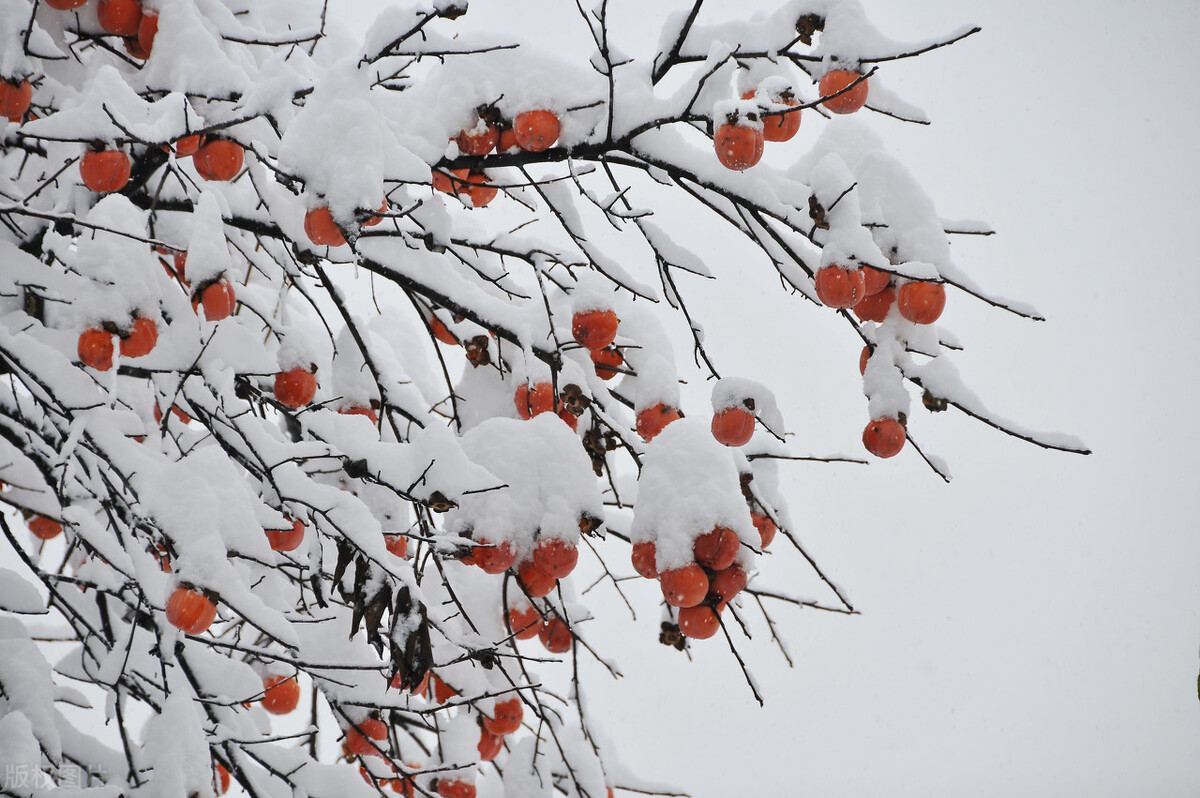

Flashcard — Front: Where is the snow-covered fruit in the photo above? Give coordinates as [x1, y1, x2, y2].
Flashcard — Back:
[78, 328, 115, 370]
[193, 138, 244, 181]
[636, 403, 682, 441]
[0, 78, 32, 122]
[265, 518, 305, 552]
[819, 69, 870, 114]
[165, 585, 218, 634]
[513, 109, 560, 151]
[28, 515, 63, 540]
[456, 119, 499, 156]
[274, 367, 317, 408]
[714, 119, 764, 171]
[437, 779, 477, 798]
[693, 526, 739, 571]
[192, 277, 237, 320]
[304, 205, 346, 247]
[507, 604, 541, 639]
[660, 564, 709, 608]
[677, 604, 722, 640]
[44, 0, 87, 8]
[742, 89, 801, 142]
[514, 382, 555, 419]
[119, 317, 158, 358]
[478, 727, 503, 761]
[214, 764, 230, 795]
[591, 346, 623, 379]
[261, 675, 301, 715]
[470, 538, 516, 574]
[532, 537, 578, 579]
[384, 533, 408, 558]
[80, 149, 131, 193]
[483, 696, 523, 736]
[631, 540, 658, 579]
[853, 285, 895, 323]
[751, 512, 776, 548]
[572, 308, 619, 350]
[345, 717, 388, 757]
[897, 281, 947, 324]
[516, 559, 557, 598]
[863, 417, 906, 458]
[814, 264, 866, 309]
[711, 405, 755, 447]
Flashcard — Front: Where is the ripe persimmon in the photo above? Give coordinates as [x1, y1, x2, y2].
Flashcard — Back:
[192, 278, 236, 321]
[814, 264, 866, 309]
[304, 205, 346, 247]
[513, 109, 560, 152]
[472, 538, 516, 574]
[433, 167, 469, 194]
[339, 405, 378, 424]
[215, 764, 230, 795]
[384, 533, 408, 558]
[122, 35, 150, 60]
[265, 518, 305, 552]
[635, 403, 681, 441]
[819, 69, 869, 114]
[460, 171, 497, 208]
[852, 284, 895, 323]
[193, 138, 243, 181]
[660, 563, 709, 608]
[711, 406, 755, 447]
[742, 89, 801, 142]
[514, 382, 555, 419]
[532, 537, 578, 580]
[692, 526, 739, 571]
[431, 673, 457, 704]
[455, 121, 498, 156]
[557, 405, 580, 432]
[345, 717, 387, 757]
[572, 309, 619, 350]
[478, 727, 503, 762]
[897, 281, 946, 325]
[538, 617, 572, 653]
[631, 540, 658, 579]
[96, 0, 142, 36]
[710, 563, 747, 602]
[437, 779, 477, 798]
[859, 345, 871, 376]
[80, 149, 131, 193]
[363, 199, 387, 227]
[861, 265, 890, 296]
[165, 585, 218, 634]
[483, 696, 523, 736]
[591, 347, 624, 380]
[517, 559, 557, 598]
[274, 367, 317, 409]
[430, 316, 458, 345]
[45, 0, 88, 8]
[714, 122, 764, 171]
[29, 515, 63, 540]
[677, 604, 722, 640]
[507, 604, 541, 640]
[862, 417, 906, 458]
[750, 511, 776, 548]
[119, 317, 157, 358]
[78, 328, 114, 370]
[261, 675, 301, 715]
[0, 78, 32, 123]
[497, 124, 520, 153]
[136, 10, 157, 54]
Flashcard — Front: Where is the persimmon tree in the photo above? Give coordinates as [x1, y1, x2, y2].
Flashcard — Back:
[0, 1, 1088, 797]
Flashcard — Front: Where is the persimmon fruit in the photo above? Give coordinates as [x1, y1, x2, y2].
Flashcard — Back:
[677, 604, 722, 640]
[692, 526, 739, 571]
[261, 675, 301, 715]
[430, 316, 458, 345]
[304, 205, 346, 247]
[572, 309, 619, 350]
[165, 585, 218, 634]
[532, 537, 578, 580]
[80, 149, 131, 193]
[96, 0, 142, 36]
[861, 265, 890, 296]
[483, 696, 523, 736]
[215, 764, 230, 795]
[513, 109, 560, 152]
[460, 171, 497, 208]
[660, 563, 709, 608]
[29, 515, 63, 540]
[437, 779, 476, 798]
[136, 10, 157, 55]
[78, 328, 114, 370]
[853, 284, 895, 323]
[714, 122, 764, 171]
[711, 406, 755, 447]
[710, 563, 748, 602]
[635, 403, 681, 441]
[472, 538, 516, 575]
[591, 347, 624, 380]
[274, 367, 317, 409]
[814, 264, 866, 309]
[119, 317, 157, 358]
[193, 138, 243, 182]
[514, 382, 555, 419]
[193, 278, 236, 321]
[743, 89, 801, 142]
[750, 511, 776, 548]
[45, 0, 88, 8]
[538, 617, 572, 654]
[631, 540, 658, 579]
[516, 559, 557, 598]
[897, 281, 946, 325]
[345, 717, 387, 757]
[339, 405, 378, 424]
[456, 122, 498, 156]
[478, 727, 503, 762]
[507, 604, 541, 640]
[0, 78, 32, 122]
[384, 533, 408, 558]
[862, 417, 906, 458]
[819, 69, 870, 114]
[265, 518, 305, 552]
[174, 134, 204, 158]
